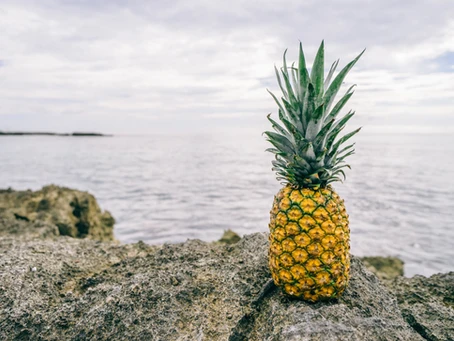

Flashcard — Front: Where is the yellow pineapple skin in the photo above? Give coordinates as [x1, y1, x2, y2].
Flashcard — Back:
[268, 185, 350, 302]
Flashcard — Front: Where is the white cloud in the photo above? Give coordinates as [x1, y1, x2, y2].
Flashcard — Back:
[0, 0, 453, 133]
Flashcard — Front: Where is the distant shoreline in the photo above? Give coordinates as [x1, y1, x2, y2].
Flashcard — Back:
[0, 132, 112, 137]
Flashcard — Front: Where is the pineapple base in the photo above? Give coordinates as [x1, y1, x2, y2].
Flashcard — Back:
[268, 185, 350, 302]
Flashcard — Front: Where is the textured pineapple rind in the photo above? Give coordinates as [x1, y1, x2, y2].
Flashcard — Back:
[268, 185, 350, 302]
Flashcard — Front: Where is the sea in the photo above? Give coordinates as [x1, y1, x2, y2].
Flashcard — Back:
[1, 132, 453, 277]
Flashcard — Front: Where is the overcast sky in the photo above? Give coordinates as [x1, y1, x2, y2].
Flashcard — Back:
[0, 0, 453, 134]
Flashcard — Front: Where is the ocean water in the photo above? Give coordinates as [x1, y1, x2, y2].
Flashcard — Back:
[0, 132, 453, 277]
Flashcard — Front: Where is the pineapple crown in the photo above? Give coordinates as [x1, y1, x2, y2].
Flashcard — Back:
[264, 41, 365, 189]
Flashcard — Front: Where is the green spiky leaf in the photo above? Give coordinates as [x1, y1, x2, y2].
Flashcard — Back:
[310, 40, 325, 100]
[325, 59, 339, 90]
[324, 49, 365, 113]
[298, 43, 309, 98]
[267, 114, 291, 139]
[265, 41, 364, 188]
[324, 84, 355, 122]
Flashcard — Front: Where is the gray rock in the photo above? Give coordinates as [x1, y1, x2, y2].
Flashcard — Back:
[359, 256, 454, 340]
[0, 187, 450, 340]
[235, 253, 422, 341]
[390, 273, 454, 341]
[0, 233, 423, 341]
[0, 185, 115, 241]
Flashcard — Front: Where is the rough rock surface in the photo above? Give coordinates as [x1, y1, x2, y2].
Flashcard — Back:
[360, 257, 454, 341]
[0, 187, 451, 340]
[0, 185, 114, 241]
[390, 273, 454, 341]
[0, 233, 424, 341]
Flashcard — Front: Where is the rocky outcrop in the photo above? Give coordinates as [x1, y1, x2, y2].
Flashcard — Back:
[360, 256, 405, 281]
[217, 229, 242, 244]
[0, 232, 425, 341]
[390, 273, 454, 341]
[0, 186, 452, 340]
[0, 185, 115, 241]
[361, 257, 454, 341]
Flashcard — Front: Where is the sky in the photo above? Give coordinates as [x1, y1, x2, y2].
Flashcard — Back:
[0, 0, 453, 134]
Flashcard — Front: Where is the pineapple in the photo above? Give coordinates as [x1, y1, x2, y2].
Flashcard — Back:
[265, 41, 364, 302]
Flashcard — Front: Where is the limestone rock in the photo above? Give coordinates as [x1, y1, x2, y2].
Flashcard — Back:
[217, 229, 241, 244]
[362, 257, 454, 340]
[0, 185, 114, 241]
[390, 272, 454, 341]
[360, 256, 405, 281]
[0, 233, 423, 341]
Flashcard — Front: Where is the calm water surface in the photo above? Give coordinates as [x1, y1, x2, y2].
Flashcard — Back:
[1, 132, 453, 277]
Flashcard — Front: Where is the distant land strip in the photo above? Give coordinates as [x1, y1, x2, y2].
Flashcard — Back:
[0, 131, 111, 137]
